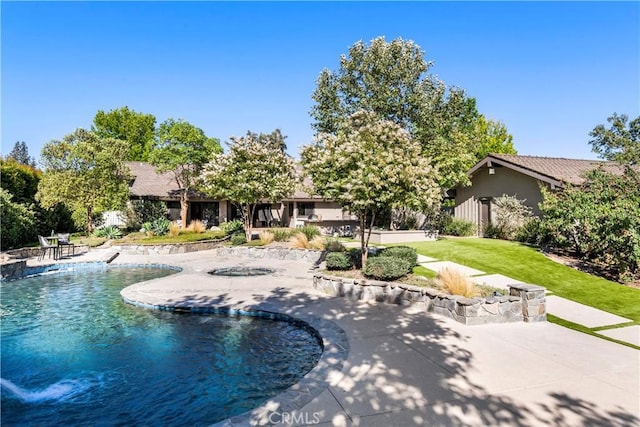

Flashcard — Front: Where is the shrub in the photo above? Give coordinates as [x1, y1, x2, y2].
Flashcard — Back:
[326, 252, 354, 270]
[491, 195, 533, 240]
[483, 223, 505, 240]
[142, 218, 170, 236]
[436, 267, 479, 298]
[168, 221, 181, 237]
[230, 233, 247, 245]
[187, 220, 206, 233]
[220, 219, 244, 235]
[516, 217, 547, 245]
[348, 248, 363, 269]
[299, 225, 321, 241]
[363, 256, 411, 281]
[379, 246, 417, 266]
[124, 200, 167, 230]
[259, 230, 275, 245]
[308, 236, 326, 250]
[93, 225, 123, 239]
[270, 228, 294, 242]
[326, 239, 345, 252]
[289, 232, 309, 249]
[0, 189, 35, 249]
[442, 218, 476, 237]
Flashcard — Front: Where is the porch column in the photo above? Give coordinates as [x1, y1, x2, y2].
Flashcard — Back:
[218, 200, 229, 223]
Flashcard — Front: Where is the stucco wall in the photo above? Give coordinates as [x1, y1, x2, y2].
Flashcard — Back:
[454, 166, 547, 232]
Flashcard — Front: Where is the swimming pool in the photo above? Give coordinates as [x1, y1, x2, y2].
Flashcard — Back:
[0, 265, 323, 425]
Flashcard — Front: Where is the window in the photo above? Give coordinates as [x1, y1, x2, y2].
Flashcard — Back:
[298, 202, 314, 216]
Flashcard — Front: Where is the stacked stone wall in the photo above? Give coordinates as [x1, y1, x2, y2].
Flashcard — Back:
[313, 274, 546, 325]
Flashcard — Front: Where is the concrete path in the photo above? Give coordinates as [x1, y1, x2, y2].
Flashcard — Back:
[472, 273, 526, 290]
[546, 295, 633, 328]
[598, 326, 640, 347]
[419, 260, 485, 277]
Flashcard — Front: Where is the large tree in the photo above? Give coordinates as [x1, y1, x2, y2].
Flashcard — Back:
[92, 106, 157, 161]
[200, 129, 296, 241]
[589, 113, 639, 167]
[0, 158, 41, 204]
[301, 111, 441, 265]
[311, 36, 480, 189]
[149, 118, 221, 228]
[36, 128, 130, 232]
[6, 141, 36, 167]
[472, 114, 516, 161]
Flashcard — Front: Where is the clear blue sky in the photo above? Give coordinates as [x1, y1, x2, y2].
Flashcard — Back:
[2, 1, 638, 165]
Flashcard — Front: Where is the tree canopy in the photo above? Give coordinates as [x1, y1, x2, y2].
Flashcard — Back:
[36, 128, 130, 232]
[0, 158, 41, 204]
[201, 129, 296, 241]
[301, 110, 441, 264]
[589, 113, 639, 167]
[472, 115, 516, 161]
[149, 118, 221, 228]
[6, 141, 36, 167]
[310, 36, 490, 189]
[92, 106, 157, 162]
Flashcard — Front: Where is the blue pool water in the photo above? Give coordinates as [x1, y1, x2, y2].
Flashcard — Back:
[0, 266, 323, 425]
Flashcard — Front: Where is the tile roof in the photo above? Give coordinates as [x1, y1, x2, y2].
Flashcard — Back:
[482, 154, 621, 186]
[125, 161, 321, 201]
[125, 161, 180, 198]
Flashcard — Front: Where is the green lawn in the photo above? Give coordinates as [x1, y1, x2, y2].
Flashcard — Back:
[399, 238, 639, 323]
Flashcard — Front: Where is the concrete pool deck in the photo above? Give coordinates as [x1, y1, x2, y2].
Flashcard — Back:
[23, 248, 640, 426]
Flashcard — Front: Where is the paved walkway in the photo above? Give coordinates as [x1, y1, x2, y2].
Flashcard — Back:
[417, 256, 638, 348]
[19, 247, 639, 426]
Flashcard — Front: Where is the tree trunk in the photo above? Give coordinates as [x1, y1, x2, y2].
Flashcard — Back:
[180, 191, 188, 229]
[86, 206, 94, 234]
[359, 214, 368, 266]
[364, 210, 376, 267]
[245, 202, 256, 242]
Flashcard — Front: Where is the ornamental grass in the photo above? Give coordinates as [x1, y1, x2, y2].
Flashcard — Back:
[259, 230, 275, 245]
[436, 267, 480, 298]
[187, 220, 207, 234]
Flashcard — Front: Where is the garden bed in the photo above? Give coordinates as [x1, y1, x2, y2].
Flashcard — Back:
[355, 229, 439, 244]
[313, 273, 546, 325]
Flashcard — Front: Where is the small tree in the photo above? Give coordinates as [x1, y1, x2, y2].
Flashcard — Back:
[490, 194, 532, 240]
[201, 129, 296, 241]
[301, 111, 441, 265]
[36, 128, 130, 233]
[149, 118, 221, 229]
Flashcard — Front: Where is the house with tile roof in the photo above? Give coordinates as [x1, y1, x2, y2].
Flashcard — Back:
[124, 161, 358, 232]
[452, 154, 622, 234]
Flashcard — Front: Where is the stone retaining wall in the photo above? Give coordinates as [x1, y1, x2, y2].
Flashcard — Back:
[109, 243, 324, 264]
[213, 246, 324, 264]
[110, 236, 230, 255]
[313, 274, 546, 325]
[4, 245, 89, 260]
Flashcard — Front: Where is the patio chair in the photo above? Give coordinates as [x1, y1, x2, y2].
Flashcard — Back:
[37, 235, 59, 261]
[57, 233, 75, 257]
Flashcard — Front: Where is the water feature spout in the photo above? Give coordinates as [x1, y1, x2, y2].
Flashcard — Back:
[0, 378, 87, 403]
